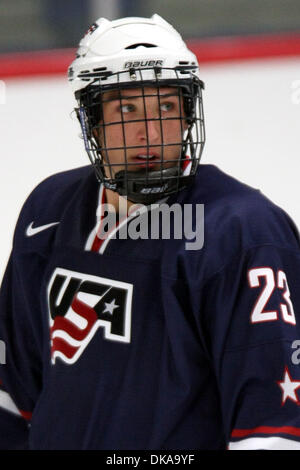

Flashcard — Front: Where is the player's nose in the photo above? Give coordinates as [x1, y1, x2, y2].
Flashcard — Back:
[147, 118, 161, 142]
[137, 115, 161, 143]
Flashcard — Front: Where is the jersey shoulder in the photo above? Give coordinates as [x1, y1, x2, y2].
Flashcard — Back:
[189, 164, 300, 259]
[192, 164, 278, 209]
[24, 165, 93, 208]
[13, 165, 95, 249]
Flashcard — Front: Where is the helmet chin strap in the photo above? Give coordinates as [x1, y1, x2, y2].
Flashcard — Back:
[104, 166, 194, 204]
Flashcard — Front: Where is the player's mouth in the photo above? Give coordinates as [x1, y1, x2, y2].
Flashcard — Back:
[131, 153, 162, 169]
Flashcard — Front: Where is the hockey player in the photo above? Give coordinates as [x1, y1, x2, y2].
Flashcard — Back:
[0, 14, 300, 450]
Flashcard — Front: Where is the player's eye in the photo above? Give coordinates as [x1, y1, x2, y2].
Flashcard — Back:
[160, 101, 175, 112]
[120, 103, 135, 113]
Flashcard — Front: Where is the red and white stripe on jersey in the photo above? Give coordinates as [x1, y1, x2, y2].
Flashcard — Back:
[85, 183, 106, 252]
[0, 381, 32, 421]
[229, 426, 300, 450]
[85, 184, 149, 254]
[182, 156, 192, 175]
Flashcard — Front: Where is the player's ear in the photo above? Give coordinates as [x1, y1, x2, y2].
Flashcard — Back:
[93, 124, 109, 163]
[183, 119, 189, 130]
[93, 124, 102, 145]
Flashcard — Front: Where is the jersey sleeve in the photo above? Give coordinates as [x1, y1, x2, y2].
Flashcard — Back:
[0, 249, 44, 449]
[201, 242, 300, 450]
[0, 167, 93, 449]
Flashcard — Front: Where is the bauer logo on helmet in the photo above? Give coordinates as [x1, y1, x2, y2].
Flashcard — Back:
[124, 60, 164, 69]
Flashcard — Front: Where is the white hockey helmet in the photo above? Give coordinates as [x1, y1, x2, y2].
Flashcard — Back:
[68, 14, 205, 204]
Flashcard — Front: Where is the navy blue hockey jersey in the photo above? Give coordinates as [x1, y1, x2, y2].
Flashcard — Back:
[0, 164, 300, 450]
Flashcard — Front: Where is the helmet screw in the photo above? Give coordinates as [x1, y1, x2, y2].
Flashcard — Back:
[129, 68, 137, 80]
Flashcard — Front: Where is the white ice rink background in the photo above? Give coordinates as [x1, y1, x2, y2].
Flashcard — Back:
[0, 56, 300, 281]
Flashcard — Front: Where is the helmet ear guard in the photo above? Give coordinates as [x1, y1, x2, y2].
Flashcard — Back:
[69, 15, 206, 204]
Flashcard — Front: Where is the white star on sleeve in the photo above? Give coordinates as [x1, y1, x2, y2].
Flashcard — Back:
[103, 299, 119, 315]
[277, 367, 300, 405]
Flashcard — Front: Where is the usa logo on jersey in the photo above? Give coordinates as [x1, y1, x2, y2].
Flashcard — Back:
[47, 268, 133, 365]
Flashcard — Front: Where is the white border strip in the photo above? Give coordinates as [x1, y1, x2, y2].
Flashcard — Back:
[229, 436, 300, 450]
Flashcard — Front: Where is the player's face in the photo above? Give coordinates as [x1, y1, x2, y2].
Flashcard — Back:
[97, 86, 188, 176]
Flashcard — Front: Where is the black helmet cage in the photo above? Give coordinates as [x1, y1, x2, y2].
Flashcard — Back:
[75, 67, 205, 204]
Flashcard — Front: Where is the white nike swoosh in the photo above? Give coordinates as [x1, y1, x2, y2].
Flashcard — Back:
[26, 221, 60, 237]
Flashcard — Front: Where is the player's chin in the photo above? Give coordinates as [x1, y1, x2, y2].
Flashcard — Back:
[130, 161, 179, 173]
[108, 160, 179, 177]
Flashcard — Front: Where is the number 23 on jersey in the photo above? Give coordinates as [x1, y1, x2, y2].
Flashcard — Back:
[248, 267, 296, 325]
